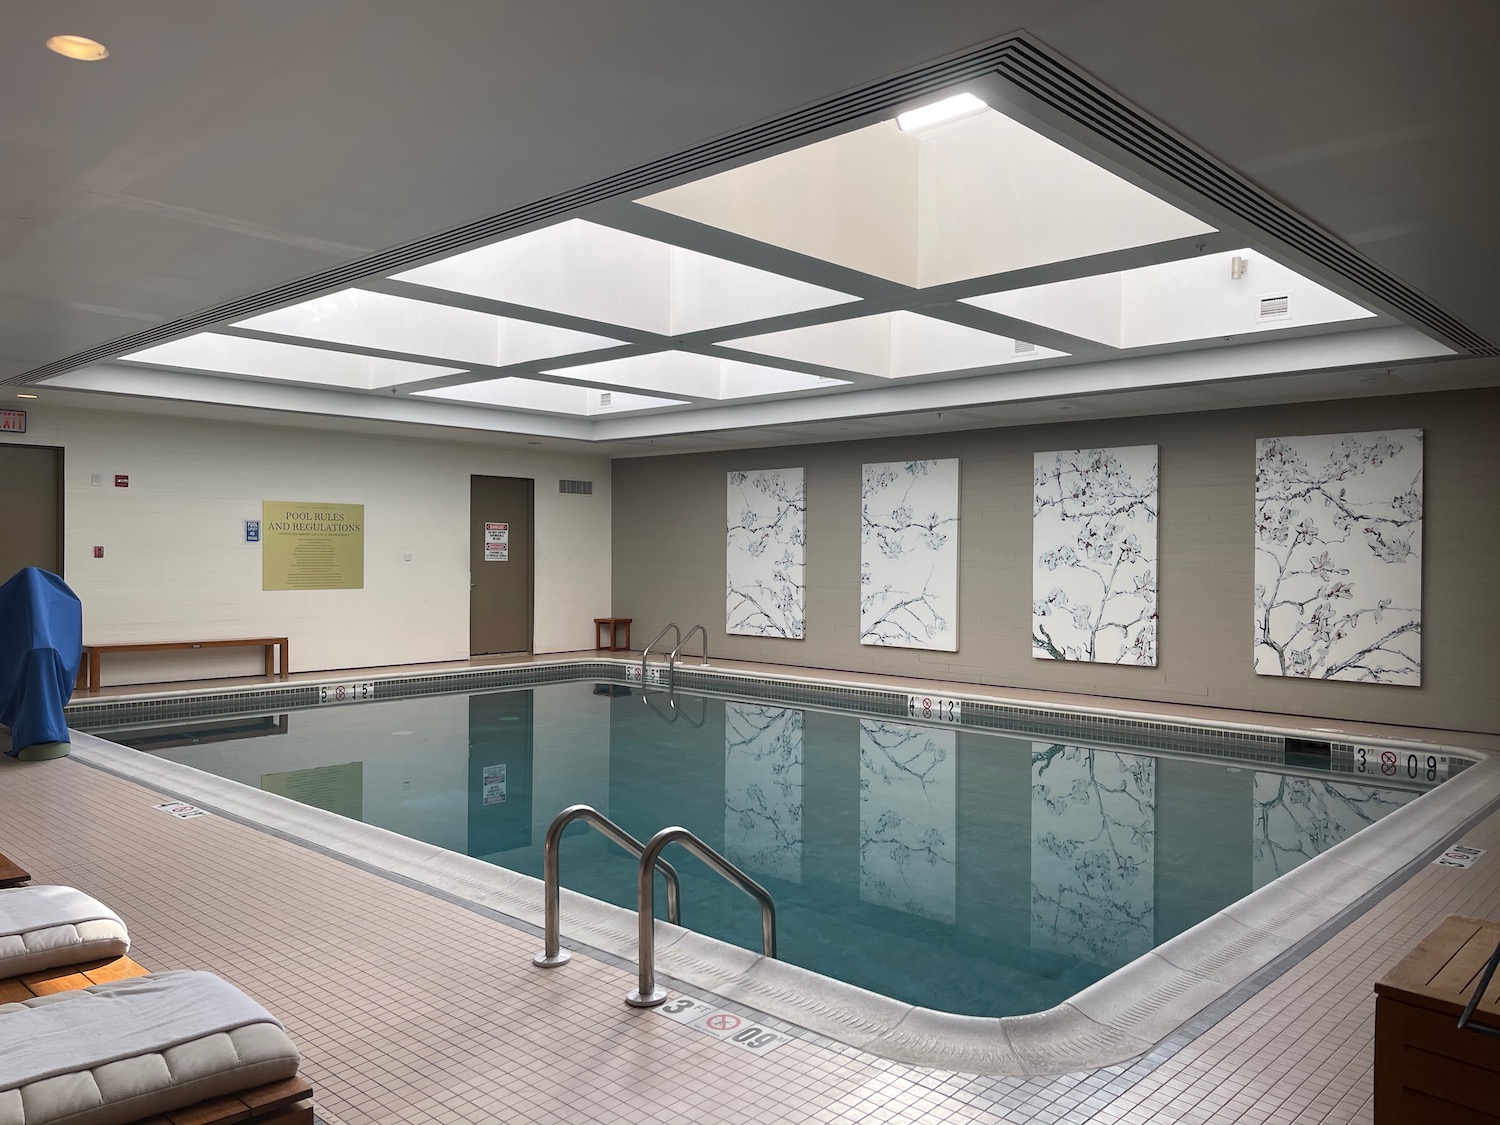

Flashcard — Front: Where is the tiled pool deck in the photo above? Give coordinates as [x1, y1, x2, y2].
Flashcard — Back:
[4, 656, 1497, 1124]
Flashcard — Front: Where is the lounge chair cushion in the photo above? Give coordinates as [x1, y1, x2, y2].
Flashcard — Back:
[0, 971, 300, 1125]
[0, 888, 128, 979]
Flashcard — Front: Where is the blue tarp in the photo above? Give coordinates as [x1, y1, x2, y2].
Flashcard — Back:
[0, 568, 82, 756]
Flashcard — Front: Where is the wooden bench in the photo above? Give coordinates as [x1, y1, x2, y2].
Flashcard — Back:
[0, 955, 314, 1125]
[0, 851, 28, 888]
[80, 637, 289, 692]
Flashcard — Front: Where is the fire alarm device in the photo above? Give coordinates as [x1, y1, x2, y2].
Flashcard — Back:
[114, 474, 129, 487]
[93, 546, 104, 558]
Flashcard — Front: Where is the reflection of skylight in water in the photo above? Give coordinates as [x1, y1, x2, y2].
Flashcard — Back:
[392, 220, 859, 334]
[234, 289, 623, 366]
[641, 106, 1214, 287]
[962, 250, 1376, 348]
[542, 351, 848, 400]
[414, 377, 682, 415]
[723, 311, 1066, 378]
[120, 334, 464, 390]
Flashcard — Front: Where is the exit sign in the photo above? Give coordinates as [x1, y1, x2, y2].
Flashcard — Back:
[0, 409, 25, 433]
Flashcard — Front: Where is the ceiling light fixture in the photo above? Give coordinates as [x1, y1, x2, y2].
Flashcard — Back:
[16, 393, 38, 399]
[46, 34, 110, 61]
[896, 92, 987, 132]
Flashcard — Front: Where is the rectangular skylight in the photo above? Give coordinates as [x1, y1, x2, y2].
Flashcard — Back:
[414, 377, 684, 415]
[542, 351, 847, 400]
[119, 333, 464, 390]
[233, 289, 624, 367]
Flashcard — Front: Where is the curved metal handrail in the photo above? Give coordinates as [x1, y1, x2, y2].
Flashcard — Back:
[667, 624, 708, 676]
[625, 825, 776, 1007]
[533, 804, 681, 968]
[641, 623, 680, 683]
[641, 686, 707, 728]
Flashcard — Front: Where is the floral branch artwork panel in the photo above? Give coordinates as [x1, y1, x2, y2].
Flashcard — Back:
[1254, 430, 1422, 684]
[1030, 743, 1156, 969]
[859, 719, 956, 922]
[1251, 773, 1416, 889]
[860, 459, 960, 651]
[724, 702, 804, 883]
[1033, 446, 1158, 665]
[726, 468, 806, 638]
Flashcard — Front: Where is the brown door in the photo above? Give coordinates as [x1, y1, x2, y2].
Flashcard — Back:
[470, 475, 534, 655]
[0, 443, 63, 583]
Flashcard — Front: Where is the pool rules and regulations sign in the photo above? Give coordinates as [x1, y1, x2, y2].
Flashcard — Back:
[484, 522, 509, 562]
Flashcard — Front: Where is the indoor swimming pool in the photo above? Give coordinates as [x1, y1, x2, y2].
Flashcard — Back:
[88, 678, 1443, 1018]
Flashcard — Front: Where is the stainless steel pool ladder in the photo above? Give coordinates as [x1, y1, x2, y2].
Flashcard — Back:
[533, 804, 682, 968]
[626, 825, 776, 1008]
[641, 686, 707, 728]
[668, 624, 709, 676]
[640, 623, 680, 684]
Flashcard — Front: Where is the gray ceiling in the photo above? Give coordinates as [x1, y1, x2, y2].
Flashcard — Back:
[4, 1, 1497, 416]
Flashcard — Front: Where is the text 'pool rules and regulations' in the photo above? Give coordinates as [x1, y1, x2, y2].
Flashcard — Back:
[262, 501, 365, 590]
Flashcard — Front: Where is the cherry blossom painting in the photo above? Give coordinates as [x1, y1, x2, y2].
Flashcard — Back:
[1254, 430, 1422, 683]
[724, 702, 804, 882]
[1030, 743, 1156, 968]
[1032, 446, 1158, 665]
[726, 468, 805, 638]
[860, 459, 959, 651]
[859, 719, 956, 922]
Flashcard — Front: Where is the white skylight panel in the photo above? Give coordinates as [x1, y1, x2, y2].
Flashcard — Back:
[119, 333, 464, 390]
[390, 219, 856, 335]
[723, 312, 1063, 378]
[232, 289, 623, 366]
[543, 350, 846, 400]
[414, 377, 682, 415]
[641, 107, 1215, 288]
[962, 250, 1376, 348]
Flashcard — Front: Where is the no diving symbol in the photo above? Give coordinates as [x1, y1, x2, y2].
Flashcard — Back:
[704, 1013, 741, 1033]
[1380, 751, 1398, 776]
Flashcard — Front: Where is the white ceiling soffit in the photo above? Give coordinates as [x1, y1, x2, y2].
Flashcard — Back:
[413, 377, 683, 415]
[117, 333, 464, 390]
[232, 288, 626, 366]
[391, 219, 859, 334]
[639, 107, 1216, 288]
[963, 249, 1375, 349]
[538, 351, 847, 400]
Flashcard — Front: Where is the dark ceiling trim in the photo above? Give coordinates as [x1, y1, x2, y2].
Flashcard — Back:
[9, 35, 1492, 387]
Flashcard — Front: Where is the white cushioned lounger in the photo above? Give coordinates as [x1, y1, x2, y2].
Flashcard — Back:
[0, 888, 129, 979]
[0, 970, 300, 1125]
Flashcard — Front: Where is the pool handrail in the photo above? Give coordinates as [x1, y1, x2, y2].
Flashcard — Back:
[626, 825, 776, 1007]
[641, 623, 680, 683]
[533, 804, 681, 968]
[668, 624, 709, 675]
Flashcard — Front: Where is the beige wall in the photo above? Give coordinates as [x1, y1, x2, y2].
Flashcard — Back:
[613, 388, 1500, 735]
[5, 403, 612, 683]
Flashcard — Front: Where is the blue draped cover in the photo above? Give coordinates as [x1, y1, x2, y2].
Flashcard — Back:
[0, 568, 82, 756]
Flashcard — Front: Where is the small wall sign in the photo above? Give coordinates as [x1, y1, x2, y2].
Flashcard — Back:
[484, 522, 509, 562]
[0, 409, 26, 433]
[245, 519, 261, 543]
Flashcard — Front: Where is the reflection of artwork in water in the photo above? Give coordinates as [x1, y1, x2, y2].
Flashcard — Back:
[726, 468, 806, 638]
[859, 719, 956, 922]
[1254, 430, 1423, 683]
[1252, 773, 1417, 889]
[860, 459, 959, 651]
[1031, 743, 1156, 968]
[724, 702, 804, 882]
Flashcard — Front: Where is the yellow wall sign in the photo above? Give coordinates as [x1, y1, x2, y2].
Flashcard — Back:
[262, 501, 365, 590]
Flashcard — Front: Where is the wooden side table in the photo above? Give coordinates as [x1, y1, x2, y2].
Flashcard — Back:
[1374, 913, 1500, 1123]
[0, 851, 29, 888]
[594, 617, 633, 652]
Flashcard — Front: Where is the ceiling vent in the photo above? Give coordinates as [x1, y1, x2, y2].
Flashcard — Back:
[597, 391, 613, 409]
[1013, 340, 1037, 355]
[1258, 294, 1292, 320]
[559, 479, 593, 495]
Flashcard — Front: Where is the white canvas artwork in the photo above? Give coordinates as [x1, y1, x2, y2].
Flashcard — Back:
[859, 719, 956, 922]
[1031, 743, 1156, 968]
[1254, 430, 1423, 683]
[860, 459, 960, 651]
[1032, 446, 1158, 665]
[1252, 773, 1416, 889]
[724, 702, 804, 882]
[726, 468, 806, 638]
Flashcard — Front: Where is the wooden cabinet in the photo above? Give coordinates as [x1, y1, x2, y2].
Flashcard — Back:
[1375, 914, 1500, 1123]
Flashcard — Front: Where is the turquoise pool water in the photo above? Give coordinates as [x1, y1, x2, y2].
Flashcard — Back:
[97, 681, 1431, 1016]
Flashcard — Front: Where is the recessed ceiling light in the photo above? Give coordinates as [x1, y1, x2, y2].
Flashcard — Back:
[46, 34, 109, 61]
[15, 393, 38, 399]
[896, 92, 987, 133]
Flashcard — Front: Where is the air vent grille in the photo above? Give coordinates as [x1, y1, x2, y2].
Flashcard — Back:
[597, 392, 612, 409]
[559, 479, 593, 495]
[1014, 340, 1037, 355]
[1259, 294, 1292, 320]
[7, 34, 1490, 387]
